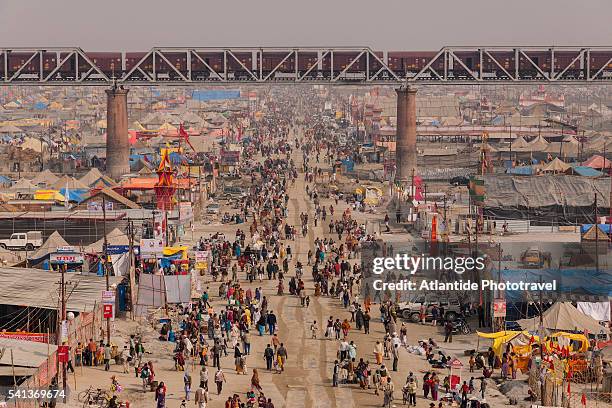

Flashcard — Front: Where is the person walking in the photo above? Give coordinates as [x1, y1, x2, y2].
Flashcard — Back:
[264, 344, 274, 371]
[374, 341, 384, 365]
[405, 377, 417, 406]
[267, 311, 277, 335]
[199, 366, 209, 391]
[392, 343, 399, 372]
[103, 343, 112, 371]
[480, 378, 487, 399]
[383, 376, 395, 408]
[194, 384, 208, 408]
[251, 368, 263, 392]
[444, 320, 453, 343]
[183, 371, 192, 401]
[332, 360, 340, 387]
[276, 343, 288, 372]
[155, 382, 167, 408]
[214, 368, 226, 395]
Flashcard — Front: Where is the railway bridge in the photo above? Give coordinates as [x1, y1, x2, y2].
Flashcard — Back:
[2, 45, 610, 182]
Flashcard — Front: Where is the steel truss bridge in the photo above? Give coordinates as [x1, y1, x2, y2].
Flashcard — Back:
[1, 46, 611, 85]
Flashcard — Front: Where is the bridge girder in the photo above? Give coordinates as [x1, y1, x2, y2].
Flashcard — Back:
[1, 46, 611, 85]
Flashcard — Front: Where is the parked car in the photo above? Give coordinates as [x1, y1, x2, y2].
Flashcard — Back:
[206, 203, 221, 214]
[0, 231, 43, 251]
[396, 294, 463, 322]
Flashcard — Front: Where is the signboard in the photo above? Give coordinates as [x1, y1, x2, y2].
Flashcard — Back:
[179, 202, 193, 221]
[50, 252, 84, 264]
[0, 332, 50, 343]
[87, 201, 114, 211]
[103, 304, 113, 319]
[140, 238, 163, 258]
[102, 290, 116, 320]
[195, 251, 209, 271]
[57, 246, 75, 253]
[60, 320, 69, 343]
[493, 299, 507, 318]
[107, 245, 132, 255]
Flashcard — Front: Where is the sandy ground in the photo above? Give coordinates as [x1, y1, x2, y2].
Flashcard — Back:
[63, 128, 566, 408]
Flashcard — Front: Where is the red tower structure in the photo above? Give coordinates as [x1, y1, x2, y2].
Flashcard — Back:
[155, 148, 176, 211]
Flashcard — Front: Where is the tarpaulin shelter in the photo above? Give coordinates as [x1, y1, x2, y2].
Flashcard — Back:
[480, 175, 612, 223]
[583, 155, 612, 170]
[28, 231, 70, 263]
[547, 332, 589, 353]
[477, 331, 538, 357]
[517, 302, 606, 334]
[510, 136, 530, 150]
[542, 157, 570, 173]
[9, 178, 36, 193]
[59, 187, 88, 203]
[85, 228, 129, 253]
[79, 168, 116, 188]
[34, 189, 65, 202]
[581, 224, 609, 241]
[0, 124, 23, 134]
[31, 169, 59, 187]
[566, 166, 603, 177]
[506, 166, 534, 175]
[527, 135, 550, 151]
[52, 175, 88, 191]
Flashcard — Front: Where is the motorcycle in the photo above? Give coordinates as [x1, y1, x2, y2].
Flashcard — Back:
[451, 316, 472, 335]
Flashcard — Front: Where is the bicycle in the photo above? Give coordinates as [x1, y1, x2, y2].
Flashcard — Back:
[78, 386, 109, 407]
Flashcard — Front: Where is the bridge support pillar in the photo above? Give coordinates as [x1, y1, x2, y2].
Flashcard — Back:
[105, 86, 130, 181]
[395, 86, 417, 183]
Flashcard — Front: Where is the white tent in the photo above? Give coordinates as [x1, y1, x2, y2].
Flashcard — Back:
[517, 302, 607, 334]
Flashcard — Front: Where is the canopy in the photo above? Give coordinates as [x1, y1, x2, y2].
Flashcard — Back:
[517, 302, 606, 334]
[33, 189, 65, 202]
[510, 136, 530, 150]
[52, 175, 88, 190]
[548, 332, 589, 353]
[542, 157, 570, 173]
[0, 124, 23, 133]
[85, 228, 129, 253]
[583, 155, 612, 169]
[163, 246, 188, 257]
[527, 135, 550, 151]
[566, 166, 603, 177]
[31, 169, 59, 187]
[29, 231, 70, 261]
[9, 178, 36, 192]
[477, 330, 538, 357]
[79, 168, 116, 187]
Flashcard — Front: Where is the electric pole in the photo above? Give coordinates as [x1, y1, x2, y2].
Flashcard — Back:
[102, 195, 111, 345]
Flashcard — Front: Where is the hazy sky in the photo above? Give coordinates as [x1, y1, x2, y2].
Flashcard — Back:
[0, 0, 610, 51]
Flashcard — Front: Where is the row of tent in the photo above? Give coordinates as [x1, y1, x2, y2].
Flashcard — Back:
[2, 168, 116, 203]
[478, 302, 608, 357]
[506, 155, 612, 177]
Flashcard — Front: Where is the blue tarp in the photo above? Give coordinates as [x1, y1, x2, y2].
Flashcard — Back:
[580, 224, 612, 234]
[572, 166, 603, 177]
[0, 175, 12, 185]
[169, 152, 186, 165]
[59, 188, 88, 203]
[342, 158, 355, 172]
[491, 116, 504, 125]
[501, 267, 612, 301]
[34, 102, 48, 110]
[506, 166, 533, 175]
[192, 90, 241, 101]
